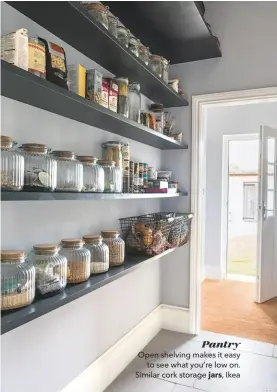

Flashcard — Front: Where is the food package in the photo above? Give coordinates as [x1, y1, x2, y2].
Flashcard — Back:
[38, 38, 68, 89]
[153, 180, 169, 189]
[101, 78, 109, 109]
[86, 69, 103, 104]
[108, 80, 118, 112]
[68, 64, 86, 97]
[1, 28, 28, 70]
[28, 37, 46, 78]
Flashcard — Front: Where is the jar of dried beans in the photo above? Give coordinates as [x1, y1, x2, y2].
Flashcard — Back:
[1, 251, 35, 310]
[101, 231, 125, 267]
[1, 135, 24, 191]
[60, 239, 90, 284]
[78, 156, 104, 192]
[51, 151, 83, 192]
[83, 235, 109, 274]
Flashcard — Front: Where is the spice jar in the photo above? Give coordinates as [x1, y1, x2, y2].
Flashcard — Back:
[102, 141, 122, 170]
[114, 77, 129, 117]
[98, 160, 122, 193]
[1, 251, 35, 310]
[150, 55, 163, 78]
[101, 231, 125, 267]
[108, 13, 118, 38]
[60, 239, 90, 284]
[161, 58, 169, 83]
[31, 244, 67, 296]
[128, 82, 141, 123]
[78, 156, 104, 192]
[1, 136, 24, 191]
[150, 103, 164, 133]
[84, 3, 109, 30]
[138, 43, 149, 65]
[51, 151, 83, 192]
[129, 35, 139, 57]
[116, 25, 129, 48]
[19, 143, 57, 191]
[83, 235, 109, 274]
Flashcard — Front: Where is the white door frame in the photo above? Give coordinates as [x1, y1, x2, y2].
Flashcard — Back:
[189, 86, 277, 335]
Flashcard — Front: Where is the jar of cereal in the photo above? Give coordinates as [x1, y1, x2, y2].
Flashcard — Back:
[83, 235, 109, 274]
[101, 230, 125, 267]
[60, 239, 90, 284]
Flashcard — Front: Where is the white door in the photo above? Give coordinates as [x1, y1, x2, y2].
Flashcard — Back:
[257, 126, 277, 303]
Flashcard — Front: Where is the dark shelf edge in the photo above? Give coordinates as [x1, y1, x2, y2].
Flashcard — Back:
[1, 248, 178, 334]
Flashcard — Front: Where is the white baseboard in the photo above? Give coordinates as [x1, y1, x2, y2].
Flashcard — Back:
[205, 265, 222, 280]
[62, 304, 190, 392]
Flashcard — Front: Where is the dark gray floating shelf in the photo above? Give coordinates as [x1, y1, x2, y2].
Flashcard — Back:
[1, 61, 188, 150]
[1, 249, 176, 334]
[1, 191, 187, 202]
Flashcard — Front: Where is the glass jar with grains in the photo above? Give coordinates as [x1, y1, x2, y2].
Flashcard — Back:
[101, 231, 125, 267]
[116, 25, 129, 48]
[59, 239, 91, 284]
[19, 143, 57, 191]
[98, 160, 122, 193]
[1, 135, 24, 191]
[30, 244, 67, 297]
[114, 77, 129, 117]
[1, 251, 35, 311]
[83, 235, 109, 274]
[149, 55, 163, 78]
[51, 151, 83, 192]
[84, 2, 109, 29]
[128, 82, 141, 123]
[78, 156, 104, 192]
[102, 141, 122, 170]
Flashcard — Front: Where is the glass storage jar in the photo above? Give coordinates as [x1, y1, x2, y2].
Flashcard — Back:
[114, 77, 129, 117]
[84, 3, 108, 29]
[60, 239, 90, 284]
[138, 44, 149, 65]
[19, 143, 57, 191]
[161, 58, 169, 83]
[102, 141, 122, 170]
[1, 135, 24, 191]
[31, 244, 67, 296]
[83, 235, 109, 274]
[150, 55, 163, 78]
[78, 156, 104, 192]
[116, 25, 129, 48]
[108, 13, 118, 38]
[128, 82, 141, 123]
[101, 231, 125, 266]
[51, 151, 83, 192]
[1, 251, 35, 310]
[129, 35, 139, 57]
[150, 103, 164, 133]
[98, 160, 122, 193]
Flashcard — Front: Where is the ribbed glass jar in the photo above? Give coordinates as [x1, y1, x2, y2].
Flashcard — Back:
[108, 13, 118, 38]
[51, 151, 83, 192]
[1, 135, 24, 191]
[117, 25, 129, 48]
[78, 156, 104, 192]
[150, 55, 163, 78]
[138, 44, 149, 65]
[31, 244, 67, 296]
[101, 231, 125, 266]
[84, 3, 109, 29]
[98, 160, 122, 193]
[59, 239, 90, 283]
[83, 235, 109, 274]
[1, 251, 35, 310]
[19, 143, 57, 191]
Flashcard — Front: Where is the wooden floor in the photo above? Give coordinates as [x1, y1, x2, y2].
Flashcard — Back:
[202, 279, 277, 344]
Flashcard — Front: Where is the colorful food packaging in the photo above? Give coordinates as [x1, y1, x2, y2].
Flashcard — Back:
[86, 69, 103, 105]
[68, 64, 86, 97]
[101, 78, 109, 109]
[108, 80, 118, 112]
[1, 28, 28, 71]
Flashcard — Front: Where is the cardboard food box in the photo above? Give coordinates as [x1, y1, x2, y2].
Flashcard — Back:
[101, 78, 109, 109]
[153, 180, 169, 189]
[68, 64, 86, 98]
[86, 69, 103, 104]
[1, 28, 28, 70]
[109, 80, 118, 112]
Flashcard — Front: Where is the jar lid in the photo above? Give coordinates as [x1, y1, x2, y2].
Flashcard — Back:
[1, 250, 25, 261]
[162, 57, 170, 65]
[103, 141, 122, 147]
[150, 54, 162, 60]
[33, 244, 58, 252]
[84, 2, 106, 11]
[83, 235, 102, 243]
[20, 143, 49, 153]
[51, 150, 77, 159]
[61, 238, 83, 247]
[0, 135, 14, 148]
[78, 156, 98, 164]
[151, 103, 164, 111]
[101, 230, 119, 238]
[98, 160, 115, 166]
[114, 77, 129, 85]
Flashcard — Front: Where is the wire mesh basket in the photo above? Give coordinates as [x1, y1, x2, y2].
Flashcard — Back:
[119, 212, 192, 256]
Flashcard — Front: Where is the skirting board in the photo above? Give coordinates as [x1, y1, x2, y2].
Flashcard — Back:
[62, 304, 190, 392]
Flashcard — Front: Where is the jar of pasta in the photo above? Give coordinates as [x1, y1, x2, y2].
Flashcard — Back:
[83, 235, 109, 274]
[1, 251, 35, 310]
[78, 156, 104, 192]
[101, 231, 125, 267]
[51, 151, 83, 192]
[102, 141, 122, 170]
[60, 239, 90, 284]
[1, 135, 24, 191]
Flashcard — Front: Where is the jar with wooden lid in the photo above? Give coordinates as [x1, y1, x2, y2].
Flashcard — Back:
[98, 160, 122, 193]
[78, 156, 104, 192]
[84, 2, 109, 30]
[59, 239, 90, 284]
[101, 231, 125, 267]
[1, 251, 35, 310]
[19, 143, 57, 191]
[51, 151, 83, 192]
[108, 13, 118, 38]
[102, 141, 123, 170]
[83, 235, 109, 274]
[1, 135, 24, 191]
[138, 43, 149, 65]
[30, 244, 67, 296]
[129, 35, 139, 57]
[116, 25, 129, 48]
[149, 55, 163, 78]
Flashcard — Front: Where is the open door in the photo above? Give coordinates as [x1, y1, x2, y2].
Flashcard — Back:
[256, 126, 277, 303]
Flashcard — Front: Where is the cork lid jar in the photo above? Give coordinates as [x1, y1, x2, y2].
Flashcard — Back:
[1, 136, 24, 191]
[60, 239, 90, 284]
[51, 151, 83, 192]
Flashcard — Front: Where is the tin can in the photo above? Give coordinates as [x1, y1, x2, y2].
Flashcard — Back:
[123, 159, 130, 177]
[139, 163, 144, 191]
[148, 166, 157, 180]
[129, 161, 134, 193]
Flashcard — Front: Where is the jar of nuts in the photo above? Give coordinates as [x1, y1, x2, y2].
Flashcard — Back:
[101, 230, 125, 267]
[1, 135, 24, 191]
[83, 235, 109, 274]
[59, 239, 90, 284]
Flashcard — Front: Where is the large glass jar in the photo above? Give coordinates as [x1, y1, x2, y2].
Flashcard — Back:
[83, 235, 109, 274]
[138, 44, 149, 65]
[150, 55, 163, 78]
[128, 82, 141, 123]
[51, 151, 83, 192]
[102, 141, 122, 170]
[162, 58, 169, 83]
[1, 135, 24, 191]
[117, 25, 129, 48]
[78, 156, 104, 192]
[108, 13, 118, 38]
[98, 160, 122, 193]
[84, 3, 108, 29]
[129, 35, 139, 57]
[19, 143, 57, 191]
[1, 251, 35, 310]
[114, 77, 129, 117]
[150, 103, 164, 133]
[60, 239, 90, 284]
[31, 244, 67, 297]
[101, 231, 125, 267]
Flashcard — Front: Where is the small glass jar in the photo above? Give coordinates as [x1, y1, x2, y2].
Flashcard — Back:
[101, 231, 125, 267]
[150, 103, 164, 133]
[114, 77, 129, 117]
[19, 143, 57, 191]
[102, 141, 122, 170]
[129, 35, 139, 57]
[60, 239, 90, 284]
[98, 160, 122, 193]
[51, 151, 83, 192]
[150, 55, 163, 78]
[1, 251, 35, 310]
[78, 156, 104, 192]
[31, 244, 67, 296]
[1, 135, 24, 191]
[83, 235, 109, 274]
[117, 25, 129, 48]
[108, 13, 118, 38]
[161, 58, 169, 83]
[128, 82, 141, 123]
[138, 44, 149, 65]
[84, 2, 108, 30]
